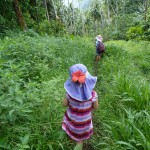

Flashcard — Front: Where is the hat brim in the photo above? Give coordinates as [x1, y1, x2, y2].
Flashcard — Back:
[64, 72, 97, 101]
[96, 37, 101, 41]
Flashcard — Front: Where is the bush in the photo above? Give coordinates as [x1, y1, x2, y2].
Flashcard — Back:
[0, 34, 94, 149]
[35, 20, 66, 36]
[126, 26, 143, 40]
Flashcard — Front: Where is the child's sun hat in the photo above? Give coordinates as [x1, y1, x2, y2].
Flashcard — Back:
[64, 64, 97, 101]
[96, 35, 103, 42]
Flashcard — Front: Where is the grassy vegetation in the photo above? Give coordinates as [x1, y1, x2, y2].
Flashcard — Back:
[92, 41, 150, 150]
[0, 34, 150, 150]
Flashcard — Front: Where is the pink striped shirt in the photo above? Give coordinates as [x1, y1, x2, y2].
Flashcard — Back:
[62, 91, 98, 141]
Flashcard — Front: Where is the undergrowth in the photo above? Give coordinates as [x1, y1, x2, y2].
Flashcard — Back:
[0, 34, 150, 150]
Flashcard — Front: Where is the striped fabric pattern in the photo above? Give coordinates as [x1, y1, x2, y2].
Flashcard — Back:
[62, 91, 98, 141]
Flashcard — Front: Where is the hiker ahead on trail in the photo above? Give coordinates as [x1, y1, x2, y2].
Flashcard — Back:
[62, 64, 99, 149]
[95, 35, 105, 61]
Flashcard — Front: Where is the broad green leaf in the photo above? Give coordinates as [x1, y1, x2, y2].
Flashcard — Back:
[9, 110, 15, 117]
[22, 135, 30, 145]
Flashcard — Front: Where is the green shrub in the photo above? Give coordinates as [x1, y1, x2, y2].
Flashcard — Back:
[35, 20, 66, 36]
[126, 26, 143, 40]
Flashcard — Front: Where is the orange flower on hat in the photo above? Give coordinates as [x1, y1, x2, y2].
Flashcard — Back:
[72, 70, 86, 83]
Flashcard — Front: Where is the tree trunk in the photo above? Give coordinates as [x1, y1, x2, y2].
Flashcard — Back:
[94, 19, 97, 34]
[100, 7, 104, 36]
[107, 0, 110, 21]
[72, 0, 76, 35]
[144, 0, 149, 21]
[43, 0, 50, 22]
[79, 0, 84, 35]
[51, 0, 58, 19]
[13, 0, 27, 30]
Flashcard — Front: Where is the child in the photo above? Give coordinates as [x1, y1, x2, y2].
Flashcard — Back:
[95, 35, 104, 61]
[62, 64, 98, 150]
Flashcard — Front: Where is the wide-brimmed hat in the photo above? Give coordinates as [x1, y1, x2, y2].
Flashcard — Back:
[96, 35, 103, 42]
[64, 64, 97, 101]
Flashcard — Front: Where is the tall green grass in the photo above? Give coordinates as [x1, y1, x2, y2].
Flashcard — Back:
[92, 41, 150, 150]
[0, 34, 150, 150]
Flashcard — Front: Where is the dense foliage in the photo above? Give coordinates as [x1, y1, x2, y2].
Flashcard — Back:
[0, 0, 150, 149]
[0, 33, 150, 149]
[0, 0, 150, 41]
[0, 33, 94, 149]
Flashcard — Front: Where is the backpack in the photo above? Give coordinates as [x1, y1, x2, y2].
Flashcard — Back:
[97, 41, 105, 53]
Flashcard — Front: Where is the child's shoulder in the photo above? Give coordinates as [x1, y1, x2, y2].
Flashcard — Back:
[92, 90, 97, 94]
[92, 90, 98, 98]
[66, 92, 79, 102]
